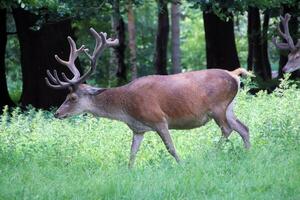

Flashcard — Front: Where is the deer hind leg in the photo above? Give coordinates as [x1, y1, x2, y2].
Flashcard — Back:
[212, 107, 233, 140]
[154, 122, 180, 163]
[226, 101, 251, 148]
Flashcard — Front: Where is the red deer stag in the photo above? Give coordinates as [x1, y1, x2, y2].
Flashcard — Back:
[273, 13, 300, 73]
[46, 28, 251, 168]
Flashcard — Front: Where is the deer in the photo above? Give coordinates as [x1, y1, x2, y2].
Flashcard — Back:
[273, 13, 300, 73]
[46, 28, 251, 168]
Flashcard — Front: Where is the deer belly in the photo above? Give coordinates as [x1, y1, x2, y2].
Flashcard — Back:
[168, 115, 210, 130]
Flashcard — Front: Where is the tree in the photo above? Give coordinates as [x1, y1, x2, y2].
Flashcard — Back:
[0, 8, 14, 109]
[154, 0, 169, 75]
[261, 11, 271, 79]
[127, 0, 137, 80]
[12, 8, 81, 109]
[203, 11, 240, 70]
[171, 1, 181, 74]
[111, 0, 127, 85]
[247, 7, 271, 80]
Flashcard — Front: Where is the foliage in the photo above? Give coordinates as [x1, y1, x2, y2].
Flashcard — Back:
[2, 0, 299, 101]
[181, 4, 206, 71]
[188, 0, 299, 13]
[5, 34, 22, 103]
[5, 0, 110, 19]
[0, 77, 299, 199]
[133, 0, 157, 76]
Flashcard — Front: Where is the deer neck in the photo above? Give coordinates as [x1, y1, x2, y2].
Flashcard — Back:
[88, 88, 126, 120]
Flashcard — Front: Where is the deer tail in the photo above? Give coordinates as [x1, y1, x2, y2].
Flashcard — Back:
[230, 68, 255, 77]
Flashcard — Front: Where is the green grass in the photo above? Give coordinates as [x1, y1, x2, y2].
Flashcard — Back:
[0, 77, 300, 200]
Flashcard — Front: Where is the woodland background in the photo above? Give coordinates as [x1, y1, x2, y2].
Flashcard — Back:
[1, 0, 300, 109]
[1, 1, 300, 198]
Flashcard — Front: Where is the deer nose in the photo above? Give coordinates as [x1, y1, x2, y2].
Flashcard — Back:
[54, 112, 59, 118]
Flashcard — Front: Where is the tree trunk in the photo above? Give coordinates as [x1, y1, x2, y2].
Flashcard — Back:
[278, 4, 299, 78]
[12, 8, 81, 109]
[247, 7, 271, 80]
[0, 8, 14, 109]
[248, 7, 263, 76]
[261, 10, 271, 79]
[247, 9, 254, 71]
[154, 0, 169, 75]
[203, 11, 240, 70]
[112, 0, 127, 85]
[127, 0, 137, 80]
[171, 2, 181, 74]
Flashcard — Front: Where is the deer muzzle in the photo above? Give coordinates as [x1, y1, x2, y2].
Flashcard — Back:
[283, 64, 295, 73]
[54, 111, 68, 119]
[54, 111, 60, 118]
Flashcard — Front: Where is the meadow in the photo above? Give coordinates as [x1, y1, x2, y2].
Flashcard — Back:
[0, 77, 300, 200]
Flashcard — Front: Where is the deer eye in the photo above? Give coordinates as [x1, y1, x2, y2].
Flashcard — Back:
[69, 94, 78, 102]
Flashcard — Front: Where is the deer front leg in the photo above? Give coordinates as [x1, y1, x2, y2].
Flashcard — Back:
[155, 123, 181, 163]
[128, 133, 144, 168]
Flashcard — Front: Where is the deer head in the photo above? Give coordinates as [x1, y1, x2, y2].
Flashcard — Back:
[45, 28, 119, 118]
[273, 13, 300, 73]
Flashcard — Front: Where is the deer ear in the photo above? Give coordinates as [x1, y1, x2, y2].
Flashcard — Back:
[86, 87, 106, 95]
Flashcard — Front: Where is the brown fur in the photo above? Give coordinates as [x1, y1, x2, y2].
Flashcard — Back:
[54, 68, 251, 167]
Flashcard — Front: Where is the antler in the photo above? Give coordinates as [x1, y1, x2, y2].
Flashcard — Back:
[45, 37, 86, 89]
[45, 28, 119, 89]
[272, 13, 300, 52]
[74, 28, 119, 84]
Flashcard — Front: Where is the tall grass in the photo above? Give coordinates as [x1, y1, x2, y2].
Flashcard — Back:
[0, 77, 299, 199]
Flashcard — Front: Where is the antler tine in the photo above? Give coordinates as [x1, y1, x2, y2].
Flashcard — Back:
[55, 36, 84, 80]
[45, 77, 69, 89]
[53, 70, 65, 86]
[89, 28, 102, 57]
[89, 28, 119, 59]
[272, 37, 291, 50]
[45, 77, 58, 88]
[45, 36, 87, 89]
[75, 28, 119, 84]
[61, 72, 73, 83]
[46, 70, 58, 84]
[277, 13, 296, 51]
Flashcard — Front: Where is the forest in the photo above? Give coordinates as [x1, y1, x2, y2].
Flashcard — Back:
[0, 0, 299, 109]
[0, 0, 300, 199]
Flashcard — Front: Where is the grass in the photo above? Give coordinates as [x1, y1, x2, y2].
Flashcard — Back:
[0, 77, 300, 200]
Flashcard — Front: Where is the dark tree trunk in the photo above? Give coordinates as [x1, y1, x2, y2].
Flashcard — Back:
[127, 0, 137, 80]
[154, 0, 169, 75]
[112, 0, 127, 85]
[248, 7, 262, 75]
[0, 8, 14, 109]
[247, 10, 254, 71]
[12, 8, 81, 109]
[278, 4, 299, 78]
[171, 2, 181, 74]
[247, 7, 271, 80]
[203, 11, 239, 70]
[115, 18, 127, 85]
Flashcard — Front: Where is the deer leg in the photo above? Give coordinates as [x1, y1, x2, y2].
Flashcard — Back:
[212, 108, 233, 140]
[128, 133, 144, 168]
[226, 102, 251, 148]
[155, 123, 180, 163]
[228, 118, 250, 149]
